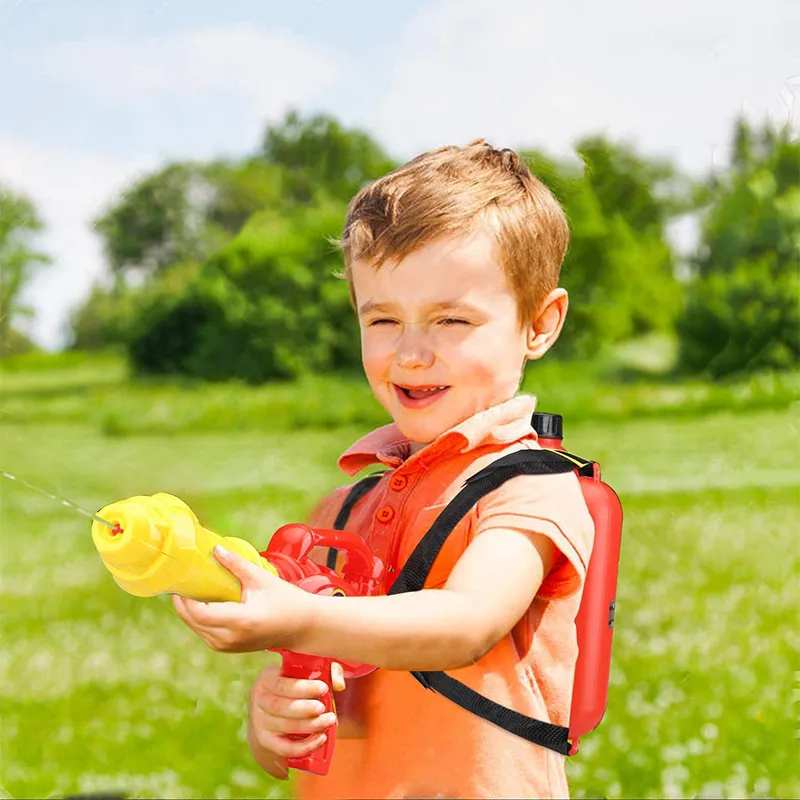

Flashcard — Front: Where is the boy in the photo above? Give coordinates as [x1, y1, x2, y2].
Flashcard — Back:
[173, 140, 595, 798]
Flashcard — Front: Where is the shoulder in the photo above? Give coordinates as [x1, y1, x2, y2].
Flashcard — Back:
[470, 446, 595, 592]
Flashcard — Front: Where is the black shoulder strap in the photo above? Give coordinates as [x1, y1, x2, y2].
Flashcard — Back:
[326, 472, 386, 569]
[388, 449, 592, 595]
[329, 449, 594, 757]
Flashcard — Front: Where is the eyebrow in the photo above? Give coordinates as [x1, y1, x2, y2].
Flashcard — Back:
[358, 300, 481, 316]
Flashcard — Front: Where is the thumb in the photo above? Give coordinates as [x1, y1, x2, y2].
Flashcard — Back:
[213, 544, 269, 586]
[330, 661, 347, 692]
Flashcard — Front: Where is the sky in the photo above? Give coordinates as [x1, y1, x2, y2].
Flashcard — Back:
[1, 0, 798, 350]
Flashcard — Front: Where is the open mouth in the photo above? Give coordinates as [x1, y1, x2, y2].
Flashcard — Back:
[397, 385, 448, 398]
[393, 384, 451, 407]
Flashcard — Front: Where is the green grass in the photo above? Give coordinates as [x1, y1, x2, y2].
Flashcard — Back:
[1, 347, 799, 798]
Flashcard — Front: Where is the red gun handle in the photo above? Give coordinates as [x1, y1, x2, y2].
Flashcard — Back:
[279, 653, 336, 776]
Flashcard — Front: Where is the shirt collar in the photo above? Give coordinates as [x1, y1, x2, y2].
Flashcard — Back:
[337, 394, 539, 476]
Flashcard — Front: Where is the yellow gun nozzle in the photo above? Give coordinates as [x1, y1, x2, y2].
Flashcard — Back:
[91, 493, 274, 602]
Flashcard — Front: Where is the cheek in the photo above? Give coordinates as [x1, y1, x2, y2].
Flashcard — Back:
[448, 340, 497, 380]
[360, 335, 390, 377]
[451, 341, 521, 388]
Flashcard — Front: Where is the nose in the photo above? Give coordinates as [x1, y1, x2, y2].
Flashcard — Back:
[396, 326, 435, 370]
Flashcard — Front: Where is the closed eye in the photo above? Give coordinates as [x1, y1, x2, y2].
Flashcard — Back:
[366, 317, 470, 327]
[440, 318, 470, 326]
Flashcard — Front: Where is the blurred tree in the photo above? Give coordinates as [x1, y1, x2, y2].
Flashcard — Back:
[77, 159, 286, 350]
[68, 261, 202, 351]
[127, 195, 358, 382]
[94, 162, 200, 282]
[93, 111, 394, 288]
[83, 116, 700, 375]
[576, 135, 696, 231]
[76, 111, 396, 355]
[260, 108, 398, 203]
[523, 138, 688, 358]
[677, 118, 799, 377]
[0, 184, 51, 356]
[93, 159, 286, 284]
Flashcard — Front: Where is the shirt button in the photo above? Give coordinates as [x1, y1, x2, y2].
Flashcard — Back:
[389, 474, 408, 491]
[376, 505, 395, 523]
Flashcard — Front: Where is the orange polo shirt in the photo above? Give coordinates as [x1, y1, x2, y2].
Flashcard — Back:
[294, 394, 594, 800]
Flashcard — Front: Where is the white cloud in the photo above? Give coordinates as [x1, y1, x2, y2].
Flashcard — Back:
[370, 0, 799, 172]
[0, 137, 158, 349]
[32, 23, 344, 109]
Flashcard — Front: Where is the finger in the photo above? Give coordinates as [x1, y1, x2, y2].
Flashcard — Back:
[269, 675, 330, 700]
[214, 545, 274, 589]
[256, 729, 328, 760]
[248, 723, 289, 780]
[172, 593, 190, 617]
[330, 662, 346, 692]
[255, 692, 331, 722]
[175, 595, 214, 625]
[256, 705, 337, 736]
[179, 597, 246, 628]
[172, 594, 202, 628]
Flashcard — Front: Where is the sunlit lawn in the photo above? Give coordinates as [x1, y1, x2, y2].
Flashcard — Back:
[1, 353, 798, 798]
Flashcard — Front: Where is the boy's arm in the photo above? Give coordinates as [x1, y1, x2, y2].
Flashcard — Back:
[293, 527, 556, 671]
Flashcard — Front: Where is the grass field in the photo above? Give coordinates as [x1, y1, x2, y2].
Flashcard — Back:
[0, 347, 798, 799]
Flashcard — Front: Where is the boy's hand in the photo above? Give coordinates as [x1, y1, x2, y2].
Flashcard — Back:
[172, 545, 311, 653]
[248, 661, 346, 780]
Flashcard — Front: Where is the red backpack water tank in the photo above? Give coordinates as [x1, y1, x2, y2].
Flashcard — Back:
[533, 412, 623, 756]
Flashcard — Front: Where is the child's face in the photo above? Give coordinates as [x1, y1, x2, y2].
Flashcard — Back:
[352, 225, 541, 452]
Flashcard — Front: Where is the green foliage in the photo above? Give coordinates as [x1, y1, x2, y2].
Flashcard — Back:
[678, 255, 800, 376]
[69, 284, 136, 351]
[93, 160, 286, 283]
[79, 108, 397, 355]
[261, 108, 399, 203]
[677, 120, 800, 377]
[80, 159, 283, 352]
[576, 135, 696, 231]
[0, 326, 39, 357]
[69, 261, 203, 352]
[203, 158, 287, 236]
[94, 162, 203, 279]
[126, 197, 360, 382]
[75, 111, 796, 384]
[0, 184, 51, 355]
[523, 141, 686, 358]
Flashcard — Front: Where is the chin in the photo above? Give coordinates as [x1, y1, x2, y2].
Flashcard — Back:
[397, 418, 449, 445]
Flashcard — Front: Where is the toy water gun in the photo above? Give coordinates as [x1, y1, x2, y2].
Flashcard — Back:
[90, 493, 385, 775]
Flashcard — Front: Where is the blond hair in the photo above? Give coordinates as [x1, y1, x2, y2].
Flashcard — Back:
[331, 139, 569, 329]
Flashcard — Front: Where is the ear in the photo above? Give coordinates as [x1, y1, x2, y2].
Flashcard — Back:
[524, 288, 569, 361]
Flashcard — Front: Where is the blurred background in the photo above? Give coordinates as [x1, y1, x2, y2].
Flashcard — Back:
[0, 1, 798, 798]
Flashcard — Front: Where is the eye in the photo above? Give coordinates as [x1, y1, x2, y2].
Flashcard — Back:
[440, 318, 469, 326]
[367, 318, 397, 326]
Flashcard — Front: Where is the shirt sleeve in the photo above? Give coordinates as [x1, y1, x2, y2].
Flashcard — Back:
[472, 471, 595, 599]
